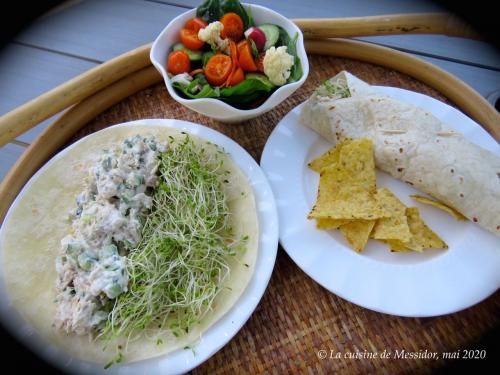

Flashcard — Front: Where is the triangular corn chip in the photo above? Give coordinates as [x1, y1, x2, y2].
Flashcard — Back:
[386, 207, 448, 252]
[339, 220, 376, 252]
[308, 139, 384, 220]
[316, 218, 351, 229]
[308, 139, 352, 173]
[371, 188, 411, 242]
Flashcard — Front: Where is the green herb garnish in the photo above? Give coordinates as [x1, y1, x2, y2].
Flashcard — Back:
[101, 136, 247, 341]
[318, 78, 351, 99]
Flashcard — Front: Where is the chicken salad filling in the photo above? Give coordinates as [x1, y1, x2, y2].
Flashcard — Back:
[54, 135, 166, 334]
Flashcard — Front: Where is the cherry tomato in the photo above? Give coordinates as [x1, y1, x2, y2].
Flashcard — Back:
[185, 17, 208, 32]
[180, 28, 204, 50]
[237, 40, 257, 72]
[167, 50, 191, 75]
[205, 54, 233, 86]
[220, 12, 244, 41]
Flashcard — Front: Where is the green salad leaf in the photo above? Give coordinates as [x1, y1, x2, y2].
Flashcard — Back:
[172, 75, 218, 99]
[172, 73, 275, 103]
[202, 51, 215, 68]
[220, 74, 274, 97]
[197, 0, 254, 29]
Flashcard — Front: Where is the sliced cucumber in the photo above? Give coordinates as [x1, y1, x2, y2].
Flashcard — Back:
[259, 24, 279, 50]
[173, 43, 202, 61]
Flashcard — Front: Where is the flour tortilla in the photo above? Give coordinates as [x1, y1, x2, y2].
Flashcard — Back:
[300, 71, 500, 237]
[0, 125, 259, 363]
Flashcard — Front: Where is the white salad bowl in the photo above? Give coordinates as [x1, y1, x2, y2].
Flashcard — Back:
[150, 3, 309, 123]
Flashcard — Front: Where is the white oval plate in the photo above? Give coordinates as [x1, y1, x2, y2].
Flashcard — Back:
[261, 87, 500, 317]
[0, 119, 279, 374]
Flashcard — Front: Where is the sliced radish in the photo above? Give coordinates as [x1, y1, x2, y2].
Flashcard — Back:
[244, 26, 266, 51]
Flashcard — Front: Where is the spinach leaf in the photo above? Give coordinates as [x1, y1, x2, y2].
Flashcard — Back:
[202, 51, 215, 68]
[220, 75, 274, 97]
[196, 0, 222, 24]
[172, 74, 274, 104]
[222, 91, 263, 104]
[197, 0, 253, 29]
[172, 76, 219, 99]
[276, 26, 290, 48]
[287, 33, 303, 83]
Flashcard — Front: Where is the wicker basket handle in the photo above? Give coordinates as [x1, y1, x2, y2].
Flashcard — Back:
[294, 13, 481, 39]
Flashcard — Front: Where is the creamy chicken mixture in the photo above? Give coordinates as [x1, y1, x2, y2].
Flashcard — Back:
[54, 135, 166, 334]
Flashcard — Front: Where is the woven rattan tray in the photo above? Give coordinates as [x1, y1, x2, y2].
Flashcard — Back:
[1, 39, 499, 373]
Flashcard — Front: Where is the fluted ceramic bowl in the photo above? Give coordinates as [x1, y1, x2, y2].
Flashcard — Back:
[150, 3, 309, 123]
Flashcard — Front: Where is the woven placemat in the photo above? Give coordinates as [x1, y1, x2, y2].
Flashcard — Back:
[73, 55, 500, 374]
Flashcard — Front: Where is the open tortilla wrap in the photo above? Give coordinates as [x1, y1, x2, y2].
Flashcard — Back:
[300, 71, 500, 236]
[0, 125, 258, 363]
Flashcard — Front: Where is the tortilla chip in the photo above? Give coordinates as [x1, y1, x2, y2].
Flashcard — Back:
[308, 139, 352, 173]
[386, 207, 448, 252]
[308, 177, 385, 220]
[384, 239, 410, 252]
[371, 188, 411, 242]
[339, 220, 376, 252]
[338, 138, 376, 191]
[410, 195, 467, 221]
[316, 218, 350, 229]
[308, 139, 384, 220]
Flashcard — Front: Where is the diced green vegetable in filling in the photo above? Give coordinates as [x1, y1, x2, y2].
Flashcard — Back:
[104, 283, 123, 299]
[100, 244, 118, 258]
[66, 242, 83, 254]
[78, 253, 95, 271]
[81, 214, 93, 225]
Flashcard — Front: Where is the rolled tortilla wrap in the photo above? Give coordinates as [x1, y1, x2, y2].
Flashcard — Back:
[300, 71, 500, 237]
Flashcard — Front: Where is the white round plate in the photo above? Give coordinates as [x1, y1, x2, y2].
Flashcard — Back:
[0, 119, 279, 374]
[261, 87, 500, 317]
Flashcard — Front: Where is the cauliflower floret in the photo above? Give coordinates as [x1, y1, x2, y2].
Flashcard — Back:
[263, 46, 295, 86]
[198, 21, 230, 54]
